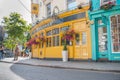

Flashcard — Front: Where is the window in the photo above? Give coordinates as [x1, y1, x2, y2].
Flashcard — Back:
[100, 0, 116, 6]
[46, 3, 51, 17]
[52, 28, 59, 35]
[111, 15, 120, 52]
[53, 36, 59, 46]
[46, 37, 51, 47]
[60, 26, 69, 31]
[46, 30, 52, 36]
[75, 34, 80, 45]
[98, 27, 107, 52]
[67, 0, 77, 10]
[82, 32, 87, 45]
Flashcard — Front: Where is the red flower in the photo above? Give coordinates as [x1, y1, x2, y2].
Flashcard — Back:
[62, 29, 75, 41]
[108, 2, 112, 4]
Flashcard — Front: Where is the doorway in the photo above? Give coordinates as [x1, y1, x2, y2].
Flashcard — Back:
[97, 26, 108, 59]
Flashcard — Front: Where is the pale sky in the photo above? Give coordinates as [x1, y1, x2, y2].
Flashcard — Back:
[0, 0, 31, 24]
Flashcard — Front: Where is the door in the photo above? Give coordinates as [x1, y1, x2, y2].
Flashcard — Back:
[98, 26, 108, 59]
[75, 30, 90, 59]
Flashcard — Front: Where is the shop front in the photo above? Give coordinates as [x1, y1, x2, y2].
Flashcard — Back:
[89, 5, 120, 61]
[30, 6, 92, 60]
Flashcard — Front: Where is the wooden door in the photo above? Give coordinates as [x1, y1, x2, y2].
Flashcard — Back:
[74, 30, 91, 59]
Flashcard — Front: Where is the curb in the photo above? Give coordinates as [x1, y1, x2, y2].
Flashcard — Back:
[1, 61, 120, 73]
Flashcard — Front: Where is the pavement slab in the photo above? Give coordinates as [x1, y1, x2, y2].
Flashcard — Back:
[0, 57, 120, 73]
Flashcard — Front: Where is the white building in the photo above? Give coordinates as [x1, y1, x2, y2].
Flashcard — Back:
[31, 0, 89, 26]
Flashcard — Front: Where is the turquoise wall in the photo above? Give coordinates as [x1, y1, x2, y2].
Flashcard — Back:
[91, 0, 100, 10]
[91, 0, 120, 11]
[89, 0, 120, 61]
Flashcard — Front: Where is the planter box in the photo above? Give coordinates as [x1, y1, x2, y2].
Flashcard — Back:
[62, 50, 68, 62]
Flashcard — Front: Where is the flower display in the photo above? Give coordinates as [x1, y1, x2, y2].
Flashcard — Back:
[26, 37, 40, 47]
[39, 36, 46, 42]
[62, 29, 75, 41]
[61, 29, 75, 50]
[100, 2, 115, 10]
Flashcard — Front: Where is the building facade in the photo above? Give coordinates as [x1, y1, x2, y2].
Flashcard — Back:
[30, 0, 92, 60]
[89, 0, 120, 61]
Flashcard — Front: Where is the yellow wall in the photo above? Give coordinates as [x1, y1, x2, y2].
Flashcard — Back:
[31, 6, 91, 60]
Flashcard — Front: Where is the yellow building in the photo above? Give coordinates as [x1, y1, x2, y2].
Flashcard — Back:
[30, 0, 91, 60]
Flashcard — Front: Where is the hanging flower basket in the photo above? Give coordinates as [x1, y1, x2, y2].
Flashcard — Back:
[62, 29, 75, 42]
[26, 37, 40, 47]
[100, 2, 115, 10]
[39, 36, 46, 43]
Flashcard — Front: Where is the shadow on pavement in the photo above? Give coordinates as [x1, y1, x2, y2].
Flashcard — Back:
[10, 58, 48, 80]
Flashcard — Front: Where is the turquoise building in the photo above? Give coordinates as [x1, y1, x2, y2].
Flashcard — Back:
[89, 0, 120, 61]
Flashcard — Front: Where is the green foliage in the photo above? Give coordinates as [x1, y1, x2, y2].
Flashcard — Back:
[3, 37, 16, 50]
[63, 44, 67, 50]
[2, 12, 31, 49]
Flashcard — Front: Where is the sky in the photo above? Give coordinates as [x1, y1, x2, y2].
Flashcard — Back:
[0, 0, 31, 24]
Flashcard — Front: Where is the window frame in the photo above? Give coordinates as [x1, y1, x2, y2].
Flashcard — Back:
[110, 15, 120, 53]
[67, 0, 76, 10]
[46, 3, 51, 17]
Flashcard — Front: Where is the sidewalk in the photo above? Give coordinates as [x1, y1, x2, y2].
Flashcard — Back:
[0, 57, 120, 73]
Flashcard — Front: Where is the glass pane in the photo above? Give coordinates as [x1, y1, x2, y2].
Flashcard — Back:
[67, 0, 75, 4]
[46, 38, 48, 47]
[46, 3, 51, 17]
[60, 26, 69, 31]
[82, 32, 87, 45]
[118, 15, 120, 23]
[111, 16, 117, 25]
[56, 36, 59, 46]
[49, 38, 51, 47]
[75, 34, 80, 45]
[46, 38, 51, 47]
[53, 37, 55, 46]
[53, 36, 59, 46]
[52, 28, 59, 35]
[111, 15, 120, 52]
[98, 27, 107, 52]
[46, 30, 52, 36]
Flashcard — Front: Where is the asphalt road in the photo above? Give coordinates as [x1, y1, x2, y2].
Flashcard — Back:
[0, 62, 120, 80]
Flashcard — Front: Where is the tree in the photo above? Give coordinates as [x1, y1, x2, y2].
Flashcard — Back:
[2, 12, 31, 49]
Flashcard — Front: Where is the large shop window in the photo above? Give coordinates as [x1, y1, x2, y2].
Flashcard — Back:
[111, 15, 120, 52]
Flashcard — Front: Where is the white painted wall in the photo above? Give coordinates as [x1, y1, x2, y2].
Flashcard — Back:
[31, 0, 89, 26]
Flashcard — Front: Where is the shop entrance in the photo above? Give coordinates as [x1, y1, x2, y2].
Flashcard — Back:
[75, 30, 91, 59]
[97, 26, 108, 60]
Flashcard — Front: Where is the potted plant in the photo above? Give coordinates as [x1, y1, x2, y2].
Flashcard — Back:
[62, 40, 68, 62]
[61, 29, 75, 62]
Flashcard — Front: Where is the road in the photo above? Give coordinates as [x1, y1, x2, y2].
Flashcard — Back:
[0, 62, 120, 80]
